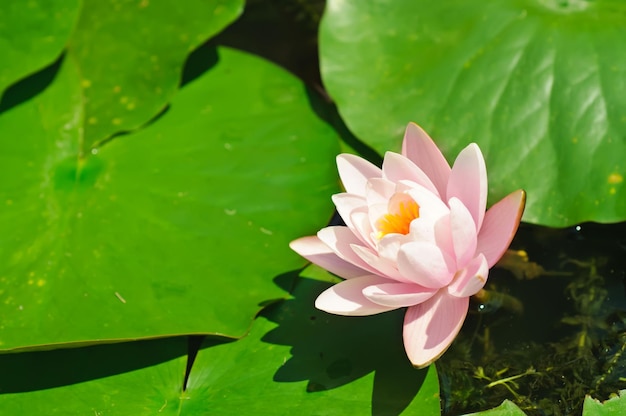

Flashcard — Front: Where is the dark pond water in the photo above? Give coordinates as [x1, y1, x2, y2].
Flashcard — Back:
[438, 222, 626, 416]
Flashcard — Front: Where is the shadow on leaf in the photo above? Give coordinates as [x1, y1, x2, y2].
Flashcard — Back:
[0, 54, 62, 114]
[261, 272, 432, 416]
[0, 336, 228, 394]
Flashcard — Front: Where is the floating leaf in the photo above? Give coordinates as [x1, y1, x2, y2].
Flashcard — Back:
[69, 0, 244, 148]
[464, 400, 527, 416]
[320, 0, 626, 226]
[583, 391, 626, 416]
[0, 338, 189, 415]
[0, 47, 339, 351]
[0, 0, 79, 96]
[183, 266, 441, 415]
[0, 268, 440, 415]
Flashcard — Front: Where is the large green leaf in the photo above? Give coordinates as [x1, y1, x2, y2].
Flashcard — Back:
[320, 0, 626, 227]
[583, 391, 626, 416]
[183, 267, 440, 415]
[0, 268, 440, 415]
[0, 46, 340, 351]
[465, 400, 527, 416]
[0, 338, 189, 415]
[0, 0, 80, 96]
[68, 0, 244, 149]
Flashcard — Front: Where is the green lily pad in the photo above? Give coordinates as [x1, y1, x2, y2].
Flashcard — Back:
[0, 46, 340, 351]
[0, 0, 80, 96]
[0, 338, 189, 415]
[464, 400, 527, 416]
[0, 268, 440, 415]
[583, 391, 626, 416]
[183, 266, 440, 415]
[320, 0, 626, 227]
[68, 0, 244, 149]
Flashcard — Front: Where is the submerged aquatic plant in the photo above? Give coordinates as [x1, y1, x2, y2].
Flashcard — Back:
[290, 122, 525, 367]
[438, 223, 626, 416]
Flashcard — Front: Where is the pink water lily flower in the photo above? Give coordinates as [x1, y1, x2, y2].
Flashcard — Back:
[290, 122, 525, 368]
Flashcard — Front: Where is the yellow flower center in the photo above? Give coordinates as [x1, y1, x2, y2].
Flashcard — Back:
[376, 198, 420, 238]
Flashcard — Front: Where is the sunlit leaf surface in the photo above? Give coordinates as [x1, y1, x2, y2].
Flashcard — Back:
[583, 391, 626, 416]
[320, 0, 626, 226]
[68, 0, 244, 148]
[0, 0, 80, 95]
[464, 399, 527, 416]
[0, 47, 339, 350]
[183, 266, 440, 415]
[0, 338, 188, 415]
[0, 267, 440, 416]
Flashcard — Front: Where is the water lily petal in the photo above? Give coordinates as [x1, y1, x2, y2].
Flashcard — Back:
[402, 122, 451, 197]
[315, 275, 397, 316]
[289, 236, 368, 279]
[397, 242, 455, 288]
[365, 178, 398, 233]
[377, 233, 406, 263]
[350, 208, 376, 248]
[432, 213, 454, 263]
[367, 202, 389, 235]
[476, 190, 526, 267]
[447, 143, 487, 230]
[332, 193, 367, 222]
[407, 184, 450, 244]
[449, 197, 478, 268]
[365, 177, 396, 207]
[351, 243, 409, 282]
[382, 152, 439, 196]
[409, 219, 438, 246]
[332, 193, 371, 245]
[448, 253, 489, 297]
[403, 291, 469, 368]
[336, 153, 382, 195]
[318, 226, 380, 275]
[406, 184, 449, 219]
[363, 282, 437, 307]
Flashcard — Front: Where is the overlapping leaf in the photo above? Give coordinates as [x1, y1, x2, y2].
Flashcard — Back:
[0, 338, 188, 415]
[0, 0, 80, 96]
[583, 390, 626, 416]
[320, 0, 626, 226]
[0, 267, 440, 415]
[465, 400, 526, 416]
[0, 47, 340, 351]
[183, 266, 440, 415]
[68, 0, 244, 148]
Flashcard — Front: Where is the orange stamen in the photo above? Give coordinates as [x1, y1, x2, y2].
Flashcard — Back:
[376, 199, 420, 238]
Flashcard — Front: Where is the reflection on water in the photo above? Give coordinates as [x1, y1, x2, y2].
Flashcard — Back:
[438, 222, 626, 416]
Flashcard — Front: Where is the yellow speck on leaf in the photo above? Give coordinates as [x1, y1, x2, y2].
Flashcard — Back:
[608, 173, 623, 184]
